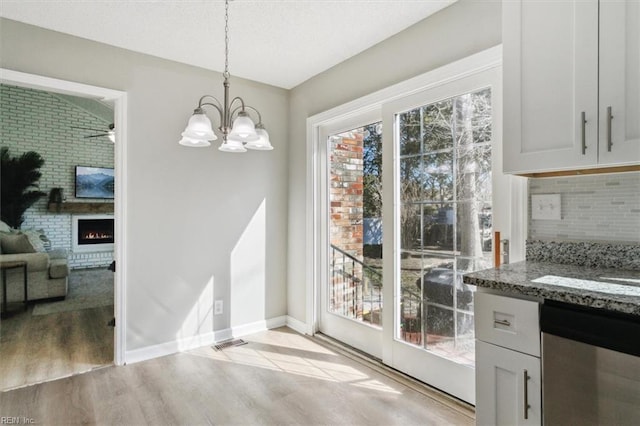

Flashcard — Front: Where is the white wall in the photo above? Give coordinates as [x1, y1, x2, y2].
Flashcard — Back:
[1, 18, 289, 353]
[286, 0, 502, 324]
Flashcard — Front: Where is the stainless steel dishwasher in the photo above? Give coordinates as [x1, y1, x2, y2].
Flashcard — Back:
[541, 300, 640, 425]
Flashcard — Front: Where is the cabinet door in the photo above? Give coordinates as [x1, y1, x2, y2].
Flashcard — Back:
[476, 341, 541, 426]
[599, 0, 640, 165]
[503, 0, 599, 174]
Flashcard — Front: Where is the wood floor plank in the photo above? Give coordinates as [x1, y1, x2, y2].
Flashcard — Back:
[0, 303, 113, 391]
[2, 327, 474, 425]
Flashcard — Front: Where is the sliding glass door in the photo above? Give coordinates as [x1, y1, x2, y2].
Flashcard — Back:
[314, 56, 509, 404]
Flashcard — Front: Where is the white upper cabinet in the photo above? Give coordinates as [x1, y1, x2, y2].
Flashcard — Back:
[599, 0, 640, 165]
[503, 0, 639, 174]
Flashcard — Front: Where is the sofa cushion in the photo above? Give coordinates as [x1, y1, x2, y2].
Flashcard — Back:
[22, 230, 47, 252]
[0, 221, 11, 233]
[0, 252, 49, 271]
[1, 233, 36, 254]
[49, 258, 69, 279]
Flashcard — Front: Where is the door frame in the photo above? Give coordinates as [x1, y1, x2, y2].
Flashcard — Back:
[1, 68, 128, 365]
[307, 46, 518, 335]
[316, 111, 384, 358]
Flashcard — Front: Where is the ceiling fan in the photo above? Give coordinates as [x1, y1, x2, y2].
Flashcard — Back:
[71, 123, 115, 143]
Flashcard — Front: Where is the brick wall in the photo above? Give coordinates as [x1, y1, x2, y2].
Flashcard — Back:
[528, 172, 640, 242]
[329, 132, 365, 318]
[330, 133, 364, 258]
[0, 84, 114, 268]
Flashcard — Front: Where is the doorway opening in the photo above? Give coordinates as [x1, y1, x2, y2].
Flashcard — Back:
[0, 69, 127, 390]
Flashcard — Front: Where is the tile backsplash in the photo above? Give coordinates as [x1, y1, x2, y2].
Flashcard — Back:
[528, 172, 640, 243]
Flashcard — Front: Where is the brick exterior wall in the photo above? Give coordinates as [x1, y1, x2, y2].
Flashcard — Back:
[330, 133, 364, 258]
[0, 84, 114, 269]
[329, 132, 365, 319]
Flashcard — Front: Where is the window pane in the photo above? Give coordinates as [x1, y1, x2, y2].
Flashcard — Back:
[421, 152, 453, 202]
[396, 87, 493, 367]
[423, 98, 454, 152]
[328, 122, 383, 327]
[399, 109, 422, 156]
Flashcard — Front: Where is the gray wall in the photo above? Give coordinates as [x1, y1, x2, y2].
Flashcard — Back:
[1, 84, 114, 268]
[1, 18, 289, 351]
[529, 172, 640, 242]
[286, 0, 502, 323]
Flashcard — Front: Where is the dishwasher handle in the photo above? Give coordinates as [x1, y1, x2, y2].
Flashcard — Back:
[541, 300, 640, 357]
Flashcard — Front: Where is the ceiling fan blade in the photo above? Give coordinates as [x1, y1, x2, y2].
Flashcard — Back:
[84, 134, 107, 138]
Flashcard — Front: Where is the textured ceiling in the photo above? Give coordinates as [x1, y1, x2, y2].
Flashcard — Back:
[0, 0, 456, 89]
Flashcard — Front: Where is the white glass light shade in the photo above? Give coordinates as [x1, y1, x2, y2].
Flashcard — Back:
[218, 138, 247, 153]
[108, 131, 116, 143]
[182, 111, 217, 141]
[179, 135, 211, 147]
[245, 127, 273, 150]
[228, 112, 259, 142]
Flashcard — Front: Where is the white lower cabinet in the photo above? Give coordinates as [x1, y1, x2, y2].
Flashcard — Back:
[475, 291, 541, 425]
[476, 341, 541, 426]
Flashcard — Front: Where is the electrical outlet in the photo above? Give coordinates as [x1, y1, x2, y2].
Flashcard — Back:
[531, 194, 561, 220]
[214, 300, 223, 315]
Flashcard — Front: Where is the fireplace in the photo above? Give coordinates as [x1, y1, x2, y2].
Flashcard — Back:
[72, 215, 114, 253]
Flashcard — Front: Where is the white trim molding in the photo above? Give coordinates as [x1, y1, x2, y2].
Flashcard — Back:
[285, 315, 309, 335]
[125, 316, 289, 364]
[1, 68, 129, 366]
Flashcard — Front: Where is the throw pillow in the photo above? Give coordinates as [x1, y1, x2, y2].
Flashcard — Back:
[0, 233, 36, 254]
[0, 221, 11, 233]
[22, 229, 47, 253]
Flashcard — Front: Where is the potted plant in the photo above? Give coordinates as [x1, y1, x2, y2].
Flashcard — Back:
[0, 147, 46, 229]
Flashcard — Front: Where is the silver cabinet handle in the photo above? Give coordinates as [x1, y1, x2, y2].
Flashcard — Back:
[581, 111, 587, 155]
[494, 319, 511, 327]
[523, 369, 531, 420]
[607, 106, 613, 152]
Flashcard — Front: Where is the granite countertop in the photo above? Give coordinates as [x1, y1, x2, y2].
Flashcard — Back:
[463, 261, 640, 316]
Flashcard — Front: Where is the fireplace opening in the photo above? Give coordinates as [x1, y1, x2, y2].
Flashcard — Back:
[77, 218, 114, 246]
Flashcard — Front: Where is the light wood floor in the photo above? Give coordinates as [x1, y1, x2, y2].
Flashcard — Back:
[0, 303, 113, 391]
[0, 327, 474, 425]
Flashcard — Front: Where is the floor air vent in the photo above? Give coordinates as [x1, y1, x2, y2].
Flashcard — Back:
[213, 339, 248, 351]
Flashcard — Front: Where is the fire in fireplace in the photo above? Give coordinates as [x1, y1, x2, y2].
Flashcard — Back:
[72, 215, 115, 253]
[77, 218, 114, 245]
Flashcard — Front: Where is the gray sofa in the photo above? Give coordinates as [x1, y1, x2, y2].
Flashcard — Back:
[0, 249, 69, 304]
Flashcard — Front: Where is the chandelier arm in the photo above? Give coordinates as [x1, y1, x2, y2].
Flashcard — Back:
[198, 102, 224, 123]
[242, 105, 263, 125]
[229, 96, 247, 112]
[197, 95, 222, 109]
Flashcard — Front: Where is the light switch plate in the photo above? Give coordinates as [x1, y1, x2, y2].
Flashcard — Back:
[531, 194, 561, 220]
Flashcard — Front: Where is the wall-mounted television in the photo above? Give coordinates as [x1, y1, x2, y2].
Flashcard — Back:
[75, 166, 115, 199]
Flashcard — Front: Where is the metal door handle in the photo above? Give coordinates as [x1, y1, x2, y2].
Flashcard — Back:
[494, 319, 511, 327]
[501, 239, 510, 265]
[607, 106, 613, 152]
[581, 111, 587, 155]
[523, 369, 531, 420]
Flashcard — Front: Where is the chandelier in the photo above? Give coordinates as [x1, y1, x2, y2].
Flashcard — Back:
[178, 0, 273, 152]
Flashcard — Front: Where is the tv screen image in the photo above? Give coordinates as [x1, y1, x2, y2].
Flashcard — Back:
[75, 166, 115, 199]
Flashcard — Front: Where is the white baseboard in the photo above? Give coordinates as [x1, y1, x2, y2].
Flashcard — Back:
[285, 315, 308, 335]
[231, 315, 287, 338]
[124, 316, 287, 364]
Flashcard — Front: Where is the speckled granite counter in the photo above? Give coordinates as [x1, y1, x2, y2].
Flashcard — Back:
[464, 261, 640, 316]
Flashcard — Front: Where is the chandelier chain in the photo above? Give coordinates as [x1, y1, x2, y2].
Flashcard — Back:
[224, 0, 230, 79]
